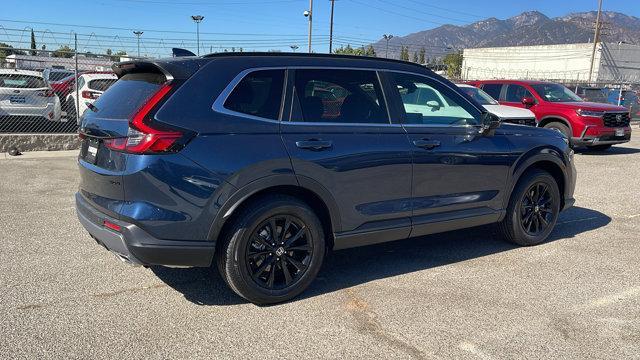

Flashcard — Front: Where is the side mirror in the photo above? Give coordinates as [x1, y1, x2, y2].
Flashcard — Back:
[522, 97, 536, 108]
[481, 112, 501, 136]
[426, 100, 441, 110]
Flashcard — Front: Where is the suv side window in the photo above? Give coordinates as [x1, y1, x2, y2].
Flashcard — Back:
[291, 69, 389, 124]
[505, 84, 533, 102]
[389, 73, 480, 126]
[224, 69, 285, 120]
[481, 83, 503, 100]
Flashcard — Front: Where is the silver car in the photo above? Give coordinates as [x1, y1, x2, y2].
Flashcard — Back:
[0, 69, 62, 122]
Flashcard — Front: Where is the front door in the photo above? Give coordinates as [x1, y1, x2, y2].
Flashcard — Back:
[385, 72, 513, 237]
[280, 68, 413, 247]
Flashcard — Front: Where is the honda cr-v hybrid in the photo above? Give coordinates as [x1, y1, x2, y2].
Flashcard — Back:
[76, 53, 576, 304]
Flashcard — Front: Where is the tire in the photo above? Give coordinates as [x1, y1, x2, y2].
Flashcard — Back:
[216, 194, 325, 305]
[543, 122, 572, 146]
[587, 144, 612, 151]
[498, 169, 560, 246]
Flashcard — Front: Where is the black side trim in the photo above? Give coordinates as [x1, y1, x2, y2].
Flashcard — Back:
[411, 207, 504, 238]
[334, 217, 411, 250]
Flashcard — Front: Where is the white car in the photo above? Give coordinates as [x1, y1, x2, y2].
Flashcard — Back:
[0, 69, 62, 122]
[66, 73, 118, 122]
[456, 84, 537, 126]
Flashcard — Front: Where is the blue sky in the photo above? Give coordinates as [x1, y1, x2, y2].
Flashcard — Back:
[1, 0, 638, 57]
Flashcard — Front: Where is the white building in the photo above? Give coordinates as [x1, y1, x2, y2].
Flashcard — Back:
[3, 53, 116, 72]
[462, 42, 640, 83]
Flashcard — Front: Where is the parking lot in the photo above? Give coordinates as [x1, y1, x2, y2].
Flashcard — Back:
[1, 139, 639, 359]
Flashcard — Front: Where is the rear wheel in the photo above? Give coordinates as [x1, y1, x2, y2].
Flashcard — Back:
[216, 195, 325, 305]
[498, 169, 560, 246]
[543, 122, 572, 146]
[587, 144, 612, 151]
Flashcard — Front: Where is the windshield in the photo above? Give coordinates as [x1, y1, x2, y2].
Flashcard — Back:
[459, 86, 498, 105]
[531, 83, 582, 102]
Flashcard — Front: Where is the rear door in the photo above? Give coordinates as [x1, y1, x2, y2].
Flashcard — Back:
[280, 68, 413, 244]
[78, 72, 167, 218]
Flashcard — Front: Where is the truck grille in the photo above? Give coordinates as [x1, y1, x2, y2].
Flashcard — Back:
[602, 112, 630, 127]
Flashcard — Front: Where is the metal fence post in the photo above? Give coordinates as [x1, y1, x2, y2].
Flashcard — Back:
[75, 33, 79, 126]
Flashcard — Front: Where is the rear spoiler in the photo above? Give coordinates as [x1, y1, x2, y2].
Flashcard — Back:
[111, 58, 205, 81]
[172, 48, 196, 57]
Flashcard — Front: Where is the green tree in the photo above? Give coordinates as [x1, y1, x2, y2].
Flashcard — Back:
[30, 29, 37, 56]
[110, 50, 127, 61]
[52, 45, 74, 58]
[0, 43, 25, 63]
[400, 46, 410, 61]
[419, 47, 425, 64]
[365, 45, 376, 57]
[106, 48, 113, 56]
[443, 51, 463, 78]
[412, 51, 418, 63]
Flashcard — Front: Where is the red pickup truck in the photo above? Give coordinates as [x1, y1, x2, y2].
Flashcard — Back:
[468, 80, 632, 151]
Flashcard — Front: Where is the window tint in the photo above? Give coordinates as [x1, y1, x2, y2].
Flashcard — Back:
[390, 73, 479, 126]
[0, 74, 46, 88]
[48, 71, 74, 82]
[292, 69, 389, 124]
[224, 70, 284, 120]
[481, 84, 503, 100]
[505, 84, 533, 102]
[89, 79, 118, 92]
[83, 72, 165, 121]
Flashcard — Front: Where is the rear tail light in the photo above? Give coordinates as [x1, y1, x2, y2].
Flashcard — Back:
[103, 83, 185, 154]
[37, 89, 55, 97]
[81, 90, 100, 100]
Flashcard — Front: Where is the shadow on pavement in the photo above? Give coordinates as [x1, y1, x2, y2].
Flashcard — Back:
[576, 146, 640, 156]
[152, 206, 610, 306]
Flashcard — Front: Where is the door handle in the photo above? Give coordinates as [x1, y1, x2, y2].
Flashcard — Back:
[413, 139, 441, 149]
[295, 139, 333, 151]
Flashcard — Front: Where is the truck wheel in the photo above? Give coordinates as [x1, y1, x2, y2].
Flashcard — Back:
[216, 195, 325, 305]
[543, 122, 571, 146]
[498, 169, 560, 246]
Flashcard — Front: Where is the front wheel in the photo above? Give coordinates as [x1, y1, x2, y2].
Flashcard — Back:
[543, 122, 572, 147]
[216, 195, 325, 305]
[498, 169, 560, 246]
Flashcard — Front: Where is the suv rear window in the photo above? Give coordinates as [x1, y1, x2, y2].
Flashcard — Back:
[0, 74, 46, 88]
[481, 84, 503, 100]
[88, 79, 118, 92]
[224, 70, 285, 120]
[84, 73, 165, 120]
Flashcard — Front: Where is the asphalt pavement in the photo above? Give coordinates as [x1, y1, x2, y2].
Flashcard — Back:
[1, 139, 639, 359]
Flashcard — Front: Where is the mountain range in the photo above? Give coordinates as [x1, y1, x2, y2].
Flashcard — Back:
[370, 11, 640, 59]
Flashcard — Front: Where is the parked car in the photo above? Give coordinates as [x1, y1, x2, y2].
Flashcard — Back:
[43, 68, 75, 85]
[456, 84, 536, 126]
[468, 80, 632, 151]
[50, 71, 114, 111]
[606, 89, 640, 120]
[66, 73, 118, 123]
[76, 54, 576, 304]
[574, 86, 608, 103]
[0, 69, 61, 122]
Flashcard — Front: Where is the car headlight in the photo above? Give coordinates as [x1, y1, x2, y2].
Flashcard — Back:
[576, 109, 605, 117]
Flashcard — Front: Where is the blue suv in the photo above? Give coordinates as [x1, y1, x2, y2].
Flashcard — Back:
[76, 53, 576, 304]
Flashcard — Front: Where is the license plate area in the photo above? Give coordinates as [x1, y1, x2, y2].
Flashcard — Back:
[615, 128, 625, 137]
[82, 138, 100, 164]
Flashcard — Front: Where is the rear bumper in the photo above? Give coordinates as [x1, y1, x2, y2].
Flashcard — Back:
[76, 192, 215, 267]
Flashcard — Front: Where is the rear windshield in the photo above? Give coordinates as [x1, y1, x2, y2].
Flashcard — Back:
[83, 73, 165, 120]
[0, 74, 46, 88]
[88, 78, 118, 92]
[48, 71, 74, 82]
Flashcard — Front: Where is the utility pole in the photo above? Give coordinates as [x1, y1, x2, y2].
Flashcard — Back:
[191, 15, 205, 55]
[305, 0, 313, 53]
[133, 31, 143, 57]
[329, 0, 335, 54]
[588, 0, 603, 83]
[383, 34, 393, 58]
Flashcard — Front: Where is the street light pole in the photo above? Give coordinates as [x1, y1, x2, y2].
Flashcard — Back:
[290, 45, 299, 52]
[383, 34, 393, 58]
[133, 31, 143, 57]
[329, 0, 335, 54]
[306, 0, 313, 53]
[191, 15, 205, 56]
[588, 0, 603, 83]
